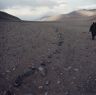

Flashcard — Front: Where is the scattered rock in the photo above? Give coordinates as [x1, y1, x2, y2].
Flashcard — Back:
[6, 70, 11, 73]
[65, 90, 70, 95]
[13, 63, 48, 88]
[14, 75, 23, 87]
[38, 85, 43, 89]
[12, 67, 16, 71]
[38, 63, 47, 77]
[46, 60, 51, 64]
[58, 33, 62, 38]
[64, 66, 72, 71]
[74, 68, 79, 72]
[45, 81, 50, 86]
[70, 81, 74, 85]
[14, 67, 36, 87]
[60, 72, 63, 75]
[53, 49, 61, 54]
[57, 80, 61, 84]
[48, 48, 51, 51]
[58, 41, 63, 46]
[44, 91, 48, 95]
[22, 67, 36, 77]
[73, 76, 76, 80]
[47, 54, 52, 59]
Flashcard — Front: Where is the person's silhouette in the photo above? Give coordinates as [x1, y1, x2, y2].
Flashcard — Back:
[89, 22, 96, 40]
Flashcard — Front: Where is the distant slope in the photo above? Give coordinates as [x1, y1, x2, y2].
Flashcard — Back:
[39, 9, 96, 21]
[0, 11, 21, 21]
[67, 9, 96, 17]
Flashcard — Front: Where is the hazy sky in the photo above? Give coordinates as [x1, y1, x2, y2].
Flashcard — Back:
[0, 0, 96, 20]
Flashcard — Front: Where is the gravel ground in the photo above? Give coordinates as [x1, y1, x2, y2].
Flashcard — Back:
[0, 17, 96, 95]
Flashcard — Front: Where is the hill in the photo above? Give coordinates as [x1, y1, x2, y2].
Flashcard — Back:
[40, 9, 96, 21]
[0, 11, 21, 21]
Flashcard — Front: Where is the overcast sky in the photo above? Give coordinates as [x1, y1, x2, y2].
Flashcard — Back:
[0, 0, 96, 20]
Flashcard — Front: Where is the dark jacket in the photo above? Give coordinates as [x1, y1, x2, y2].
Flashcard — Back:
[89, 23, 96, 33]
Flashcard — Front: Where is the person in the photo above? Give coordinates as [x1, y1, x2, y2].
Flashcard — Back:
[89, 22, 96, 40]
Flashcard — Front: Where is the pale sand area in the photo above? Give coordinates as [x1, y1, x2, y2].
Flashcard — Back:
[0, 16, 96, 95]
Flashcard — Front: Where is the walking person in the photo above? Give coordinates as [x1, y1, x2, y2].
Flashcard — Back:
[89, 22, 96, 40]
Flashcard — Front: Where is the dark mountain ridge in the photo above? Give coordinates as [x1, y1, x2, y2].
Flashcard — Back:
[0, 11, 21, 21]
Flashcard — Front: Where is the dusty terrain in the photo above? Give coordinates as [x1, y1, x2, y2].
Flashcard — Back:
[0, 13, 96, 95]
